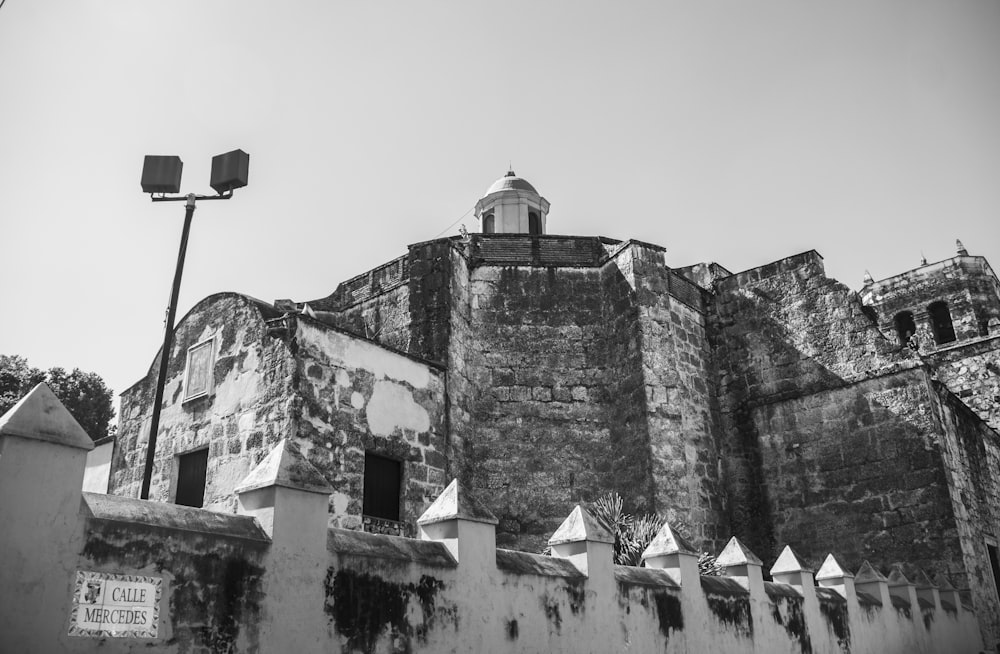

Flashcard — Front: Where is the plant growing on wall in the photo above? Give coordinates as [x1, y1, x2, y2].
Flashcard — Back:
[587, 492, 722, 574]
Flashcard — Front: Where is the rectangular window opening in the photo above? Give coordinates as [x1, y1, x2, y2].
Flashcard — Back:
[363, 452, 401, 521]
[175, 448, 209, 508]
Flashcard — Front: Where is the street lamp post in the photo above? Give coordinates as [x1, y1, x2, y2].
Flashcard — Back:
[138, 149, 250, 500]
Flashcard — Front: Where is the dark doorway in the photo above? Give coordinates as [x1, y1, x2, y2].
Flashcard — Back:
[363, 452, 402, 521]
[176, 448, 208, 508]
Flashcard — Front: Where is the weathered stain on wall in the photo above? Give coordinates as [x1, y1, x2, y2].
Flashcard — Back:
[817, 592, 850, 653]
[701, 576, 754, 639]
[767, 586, 812, 654]
[326, 568, 448, 653]
[290, 319, 448, 531]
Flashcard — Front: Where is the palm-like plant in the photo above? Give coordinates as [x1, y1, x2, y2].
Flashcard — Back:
[590, 493, 663, 566]
[588, 492, 722, 574]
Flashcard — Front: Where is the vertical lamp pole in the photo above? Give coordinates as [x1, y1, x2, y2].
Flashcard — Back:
[139, 150, 250, 500]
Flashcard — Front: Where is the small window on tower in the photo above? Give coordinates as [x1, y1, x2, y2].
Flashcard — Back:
[528, 211, 541, 235]
[894, 311, 916, 346]
[928, 301, 956, 345]
[483, 213, 495, 234]
[175, 448, 208, 508]
[363, 452, 401, 521]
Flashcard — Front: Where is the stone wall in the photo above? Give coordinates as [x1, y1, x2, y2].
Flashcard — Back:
[599, 246, 657, 518]
[292, 318, 448, 531]
[709, 251, 914, 556]
[626, 243, 727, 549]
[392, 237, 732, 553]
[749, 369, 963, 580]
[930, 381, 1000, 641]
[319, 284, 413, 354]
[406, 239, 461, 365]
[442, 245, 476, 486]
[111, 293, 293, 510]
[465, 262, 617, 549]
[927, 335, 1000, 432]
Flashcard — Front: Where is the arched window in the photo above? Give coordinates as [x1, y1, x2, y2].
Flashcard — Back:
[528, 211, 541, 235]
[483, 213, 495, 234]
[928, 301, 956, 345]
[894, 311, 916, 346]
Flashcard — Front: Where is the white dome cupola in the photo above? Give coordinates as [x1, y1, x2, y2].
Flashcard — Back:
[474, 170, 550, 235]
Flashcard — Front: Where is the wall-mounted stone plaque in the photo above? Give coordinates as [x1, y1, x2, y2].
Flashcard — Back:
[184, 338, 214, 401]
[68, 571, 161, 638]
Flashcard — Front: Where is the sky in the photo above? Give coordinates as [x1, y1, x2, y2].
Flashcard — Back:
[1, 1, 998, 409]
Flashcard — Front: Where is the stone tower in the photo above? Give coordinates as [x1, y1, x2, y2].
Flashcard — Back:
[474, 170, 551, 235]
[860, 242, 1000, 353]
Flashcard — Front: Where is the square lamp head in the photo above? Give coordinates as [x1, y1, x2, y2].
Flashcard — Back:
[210, 149, 250, 195]
[140, 155, 183, 194]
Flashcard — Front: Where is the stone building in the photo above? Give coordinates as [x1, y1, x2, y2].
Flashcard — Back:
[105, 171, 1000, 643]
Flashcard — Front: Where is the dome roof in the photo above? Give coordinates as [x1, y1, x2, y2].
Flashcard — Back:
[485, 170, 537, 195]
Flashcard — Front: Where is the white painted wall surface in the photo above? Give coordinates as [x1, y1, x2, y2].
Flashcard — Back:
[82, 440, 113, 493]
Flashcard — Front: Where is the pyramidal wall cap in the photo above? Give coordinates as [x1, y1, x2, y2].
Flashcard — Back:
[417, 479, 498, 526]
[641, 522, 697, 560]
[770, 545, 814, 575]
[715, 536, 763, 567]
[855, 560, 888, 583]
[887, 565, 913, 587]
[815, 553, 854, 580]
[910, 568, 936, 589]
[0, 383, 93, 451]
[548, 505, 614, 546]
[935, 574, 956, 592]
[235, 439, 333, 495]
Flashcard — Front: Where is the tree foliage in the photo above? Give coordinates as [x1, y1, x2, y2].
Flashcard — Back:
[0, 354, 115, 441]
